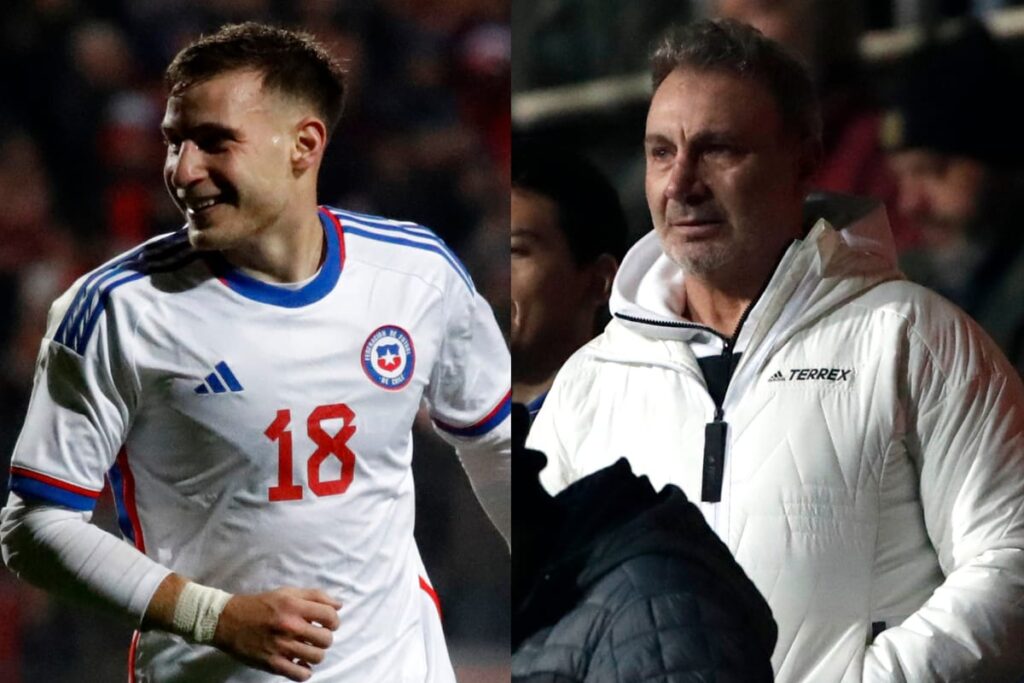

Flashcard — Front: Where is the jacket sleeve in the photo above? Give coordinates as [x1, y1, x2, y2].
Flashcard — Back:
[864, 312, 1024, 682]
[590, 555, 775, 683]
[526, 350, 597, 497]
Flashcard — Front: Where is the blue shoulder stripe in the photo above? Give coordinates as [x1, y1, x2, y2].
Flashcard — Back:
[55, 232, 188, 345]
[327, 206, 421, 226]
[328, 207, 466, 255]
[338, 212, 474, 287]
[328, 209, 475, 293]
[344, 227, 474, 292]
[54, 232, 195, 354]
[336, 212, 460, 252]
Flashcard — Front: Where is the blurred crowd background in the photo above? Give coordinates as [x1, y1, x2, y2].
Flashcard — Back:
[514, 0, 1024, 377]
[0, 0, 509, 680]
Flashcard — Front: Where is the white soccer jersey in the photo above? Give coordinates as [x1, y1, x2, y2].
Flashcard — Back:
[8, 206, 511, 682]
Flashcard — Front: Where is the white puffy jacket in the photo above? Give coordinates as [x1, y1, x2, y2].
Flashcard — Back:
[528, 196, 1024, 682]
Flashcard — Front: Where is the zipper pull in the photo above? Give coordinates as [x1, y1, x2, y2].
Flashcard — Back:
[701, 419, 728, 502]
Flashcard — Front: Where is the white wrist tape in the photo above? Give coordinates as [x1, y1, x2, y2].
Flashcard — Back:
[172, 581, 233, 644]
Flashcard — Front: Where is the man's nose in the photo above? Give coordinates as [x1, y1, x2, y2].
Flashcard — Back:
[168, 141, 205, 189]
[665, 150, 705, 202]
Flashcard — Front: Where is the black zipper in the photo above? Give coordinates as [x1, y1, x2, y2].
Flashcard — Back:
[615, 240, 797, 503]
[702, 297, 758, 500]
[613, 312, 729, 339]
[698, 241, 796, 502]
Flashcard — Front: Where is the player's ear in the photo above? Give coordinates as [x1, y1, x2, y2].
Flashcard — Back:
[292, 116, 327, 173]
[587, 254, 618, 305]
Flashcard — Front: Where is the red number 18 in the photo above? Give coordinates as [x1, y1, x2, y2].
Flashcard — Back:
[266, 403, 357, 501]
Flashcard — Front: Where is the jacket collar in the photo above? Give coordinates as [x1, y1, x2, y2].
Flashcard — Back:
[608, 193, 901, 350]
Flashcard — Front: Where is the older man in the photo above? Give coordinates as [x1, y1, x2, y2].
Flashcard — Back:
[528, 19, 1024, 682]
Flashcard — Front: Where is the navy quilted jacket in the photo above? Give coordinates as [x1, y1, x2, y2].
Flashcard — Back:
[512, 450, 777, 682]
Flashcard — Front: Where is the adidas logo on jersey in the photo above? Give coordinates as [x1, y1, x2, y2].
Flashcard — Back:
[767, 371, 786, 382]
[195, 361, 245, 394]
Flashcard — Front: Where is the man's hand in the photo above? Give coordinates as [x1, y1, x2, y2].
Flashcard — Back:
[212, 587, 342, 682]
[144, 575, 341, 682]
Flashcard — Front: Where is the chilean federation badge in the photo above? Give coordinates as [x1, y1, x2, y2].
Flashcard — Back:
[362, 325, 415, 390]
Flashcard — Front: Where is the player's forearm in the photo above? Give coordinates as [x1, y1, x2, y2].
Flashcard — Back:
[0, 492, 171, 623]
[0, 494, 229, 638]
[142, 572, 188, 630]
[2, 494, 339, 681]
[455, 426, 511, 549]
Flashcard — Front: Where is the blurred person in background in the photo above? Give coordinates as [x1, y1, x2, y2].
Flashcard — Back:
[449, 0, 512, 176]
[0, 129, 80, 447]
[511, 404, 777, 682]
[511, 141, 627, 426]
[714, 0, 916, 251]
[529, 19, 1024, 682]
[882, 20, 1024, 375]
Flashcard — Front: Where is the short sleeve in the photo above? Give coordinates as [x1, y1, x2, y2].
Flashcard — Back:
[425, 281, 510, 442]
[8, 283, 137, 511]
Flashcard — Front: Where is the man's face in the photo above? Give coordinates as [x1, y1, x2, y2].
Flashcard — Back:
[162, 69, 300, 251]
[644, 68, 809, 283]
[511, 188, 601, 379]
[887, 150, 987, 245]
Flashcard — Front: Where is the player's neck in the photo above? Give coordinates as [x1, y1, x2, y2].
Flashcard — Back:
[223, 208, 326, 284]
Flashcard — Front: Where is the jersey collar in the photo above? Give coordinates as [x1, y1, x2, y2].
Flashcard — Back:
[209, 207, 345, 308]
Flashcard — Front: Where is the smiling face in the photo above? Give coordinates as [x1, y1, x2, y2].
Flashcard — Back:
[162, 68, 306, 251]
[644, 68, 811, 288]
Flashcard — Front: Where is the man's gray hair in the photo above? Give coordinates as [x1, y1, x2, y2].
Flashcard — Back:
[650, 19, 822, 146]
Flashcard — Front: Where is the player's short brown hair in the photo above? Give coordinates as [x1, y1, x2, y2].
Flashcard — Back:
[165, 22, 346, 136]
[651, 19, 821, 147]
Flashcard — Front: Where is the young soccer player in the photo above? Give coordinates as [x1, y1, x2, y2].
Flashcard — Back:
[1, 22, 509, 682]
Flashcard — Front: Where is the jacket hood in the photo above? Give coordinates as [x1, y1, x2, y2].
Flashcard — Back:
[609, 193, 901, 344]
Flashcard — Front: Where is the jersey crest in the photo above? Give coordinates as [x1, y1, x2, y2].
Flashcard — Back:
[362, 325, 415, 390]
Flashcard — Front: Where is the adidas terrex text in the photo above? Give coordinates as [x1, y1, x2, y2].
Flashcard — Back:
[768, 368, 853, 382]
